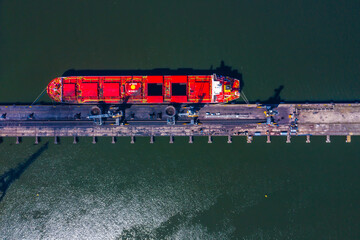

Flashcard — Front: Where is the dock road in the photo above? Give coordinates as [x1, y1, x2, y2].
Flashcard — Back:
[0, 103, 359, 143]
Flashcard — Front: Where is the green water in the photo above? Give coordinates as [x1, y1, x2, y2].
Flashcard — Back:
[1, 1, 360, 239]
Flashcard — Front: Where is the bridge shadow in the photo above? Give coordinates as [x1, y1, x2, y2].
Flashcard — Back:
[0, 142, 49, 202]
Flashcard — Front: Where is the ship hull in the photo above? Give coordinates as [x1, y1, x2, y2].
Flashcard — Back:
[47, 74, 240, 104]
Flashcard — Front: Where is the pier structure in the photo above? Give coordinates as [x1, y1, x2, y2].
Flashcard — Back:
[0, 103, 359, 143]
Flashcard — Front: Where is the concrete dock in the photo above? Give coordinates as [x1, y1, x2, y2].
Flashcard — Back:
[0, 103, 359, 142]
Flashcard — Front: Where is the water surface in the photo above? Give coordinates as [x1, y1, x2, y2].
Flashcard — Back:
[1, 1, 360, 239]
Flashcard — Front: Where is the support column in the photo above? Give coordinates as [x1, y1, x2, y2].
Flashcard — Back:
[54, 136, 58, 144]
[112, 136, 116, 144]
[227, 135, 232, 143]
[92, 136, 96, 144]
[35, 136, 39, 145]
[306, 135, 311, 143]
[150, 135, 154, 144]
[131, 136, 135, 144]
[169, 135, 174, 144]
[286, 134, 291, 143]
[208, 135, 212, 143]
[266, 134, 271, 143]
[73, 136, 77, 144]
[189, 135, 193, 143]
[16, 136, 20, 144]
[326, 135, 331, 143]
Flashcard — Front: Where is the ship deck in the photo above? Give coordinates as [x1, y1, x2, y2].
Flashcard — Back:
[50, 75, 233, 104]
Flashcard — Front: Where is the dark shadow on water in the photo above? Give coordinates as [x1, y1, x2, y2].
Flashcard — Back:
[0, 142, 49, 203]
[257, 85, 285, 106]
[117, 191, 293, 239]
[189, 192, 292, 238]
[264, 85, 284, 104]
[117, 212, 187, 239]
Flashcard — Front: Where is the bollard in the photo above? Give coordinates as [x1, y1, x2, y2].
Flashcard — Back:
[92, 136, 96, 144]
[150, 135, 154, 144]
[54, 136, 58, 144]
[326, 135, 331, 143]
[35, 136, 39, 144]
[227, 135, 232, 143]
[112, 136, 116, 144]
[73, 136, 77, 144]
[131, 136, 135, 144]
[16, 136, 20, 144]
[169, 135, 174, 144]
[189, 135, 193, 144]
[208, 135, 212, 143]
[306, 135, 311, 143]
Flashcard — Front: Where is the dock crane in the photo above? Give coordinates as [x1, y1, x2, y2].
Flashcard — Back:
[164, 105, 201, 125]
[87, 106, 124, 125]
[257, 104, 279, 126]
[178, 106, 201, 125]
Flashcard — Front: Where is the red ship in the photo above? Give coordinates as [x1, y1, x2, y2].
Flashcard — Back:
[47, 74, 240, 104]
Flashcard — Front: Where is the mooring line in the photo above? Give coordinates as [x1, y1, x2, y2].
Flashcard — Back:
[240, 90, 250, 104]
[31, 86, 47, 106]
